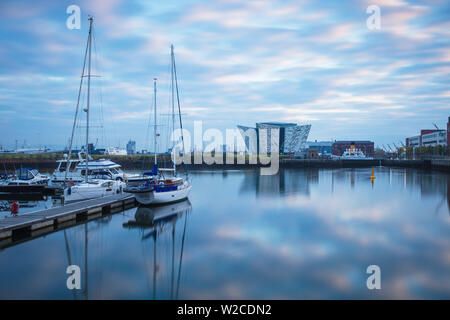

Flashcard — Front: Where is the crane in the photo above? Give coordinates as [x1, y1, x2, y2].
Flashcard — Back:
[433, 123, 440, 130]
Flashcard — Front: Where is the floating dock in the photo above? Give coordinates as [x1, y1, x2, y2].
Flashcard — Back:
[0, 193, 136, 248]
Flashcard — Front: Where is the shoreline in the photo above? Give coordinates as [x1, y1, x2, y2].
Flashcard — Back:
[1, 155, 449, 173]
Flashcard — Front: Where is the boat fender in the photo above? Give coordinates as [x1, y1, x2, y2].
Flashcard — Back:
[67, 187, 72, 195]
[10, 201, 19, 215]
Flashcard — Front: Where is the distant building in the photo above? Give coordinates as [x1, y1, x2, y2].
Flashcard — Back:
[237, 122, 311, 155]
[106, 147, 127, 155]
[406, 118, 449, 147]
[306, 141, 333, 156]
[332, 141, 375, 157]
[126, 140, 136, 155]
[307, 149, 319, 159]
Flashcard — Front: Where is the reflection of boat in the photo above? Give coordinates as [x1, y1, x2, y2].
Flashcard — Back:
[124, 199, 192, 228]
[123, 199, 191, 299]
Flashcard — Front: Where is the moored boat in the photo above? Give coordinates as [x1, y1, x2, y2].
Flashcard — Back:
[63, 179, 125, 203]
[126, 46, 191, 206]
[52, 151, 137, 184]
[333, 144, 373, 160]
[7, 168, 50, 185]
[61, 17, 127, 203]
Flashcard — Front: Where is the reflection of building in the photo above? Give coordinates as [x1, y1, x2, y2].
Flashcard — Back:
[126, 140, 136, 155]
[237, 122, 311, 155]
[332, 141, 374, 157]
[239, 168, 318, 197]
[406, 117, 449, 147]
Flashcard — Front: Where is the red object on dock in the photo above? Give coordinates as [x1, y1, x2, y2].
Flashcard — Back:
[10, 201, 19, 215]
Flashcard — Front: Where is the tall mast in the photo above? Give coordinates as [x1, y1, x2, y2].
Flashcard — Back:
[85, 16, 93, 183]
[171, 45, 176, 176]
[65, 17, 90, 184]
[172, 45, 187, 177]
[153, 78, 157, 166]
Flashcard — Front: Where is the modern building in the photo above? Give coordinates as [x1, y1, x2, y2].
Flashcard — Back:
[406, 117, 450, 147]
[126, 140, 136, 155]
[237, 122, 311, 155]
[332, 141, 375, 157]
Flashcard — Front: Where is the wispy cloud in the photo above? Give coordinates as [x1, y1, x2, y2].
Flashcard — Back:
[0, 0, 449, 149]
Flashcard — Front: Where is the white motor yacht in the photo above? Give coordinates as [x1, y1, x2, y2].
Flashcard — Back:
[7, 168, 50, 185]
[52, 151, 138, 184]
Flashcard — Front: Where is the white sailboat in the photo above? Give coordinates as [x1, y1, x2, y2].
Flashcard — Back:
[126, 45, 191, 205]
[63, 17, 125, 203]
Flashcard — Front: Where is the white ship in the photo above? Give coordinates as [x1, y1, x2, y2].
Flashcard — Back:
[335, 145, 373, 160]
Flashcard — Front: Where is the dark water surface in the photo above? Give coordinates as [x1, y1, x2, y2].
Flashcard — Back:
[0, 167, 449, 299]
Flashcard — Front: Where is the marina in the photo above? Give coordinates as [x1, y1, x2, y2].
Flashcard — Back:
[0, 0, 449, 304]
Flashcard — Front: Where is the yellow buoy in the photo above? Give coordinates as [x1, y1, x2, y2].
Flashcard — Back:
[370, 169, 375, 180]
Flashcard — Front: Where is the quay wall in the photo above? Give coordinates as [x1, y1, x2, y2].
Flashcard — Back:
[0, 154, 449, 173]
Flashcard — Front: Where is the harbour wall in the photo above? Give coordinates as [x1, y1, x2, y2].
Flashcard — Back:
[0, 155, 449, 173]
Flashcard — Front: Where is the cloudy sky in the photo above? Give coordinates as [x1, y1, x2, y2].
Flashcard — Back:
[0, 0, 449, 151]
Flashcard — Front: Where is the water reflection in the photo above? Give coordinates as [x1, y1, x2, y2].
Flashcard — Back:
[0, 168, 449, 299]
[123, 200, 192, 299]
[239, 168, 319, 197]
[238, 167, 449, 215]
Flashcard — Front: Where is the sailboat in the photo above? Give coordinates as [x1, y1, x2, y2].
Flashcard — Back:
[125, 45, 191, 205]
[63, 17, 125, 203]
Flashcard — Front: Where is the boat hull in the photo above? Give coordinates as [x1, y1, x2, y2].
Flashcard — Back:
[131, 183, 192, 205]
[152, 184, 191, 204]
[64, 181, 125, 203]
[133, 190, 155, 205]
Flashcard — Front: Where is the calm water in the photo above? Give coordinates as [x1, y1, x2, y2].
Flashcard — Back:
[0, 167, 449, 299]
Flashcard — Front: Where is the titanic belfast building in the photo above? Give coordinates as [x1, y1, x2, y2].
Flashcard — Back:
[237, 122, 311, 155]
